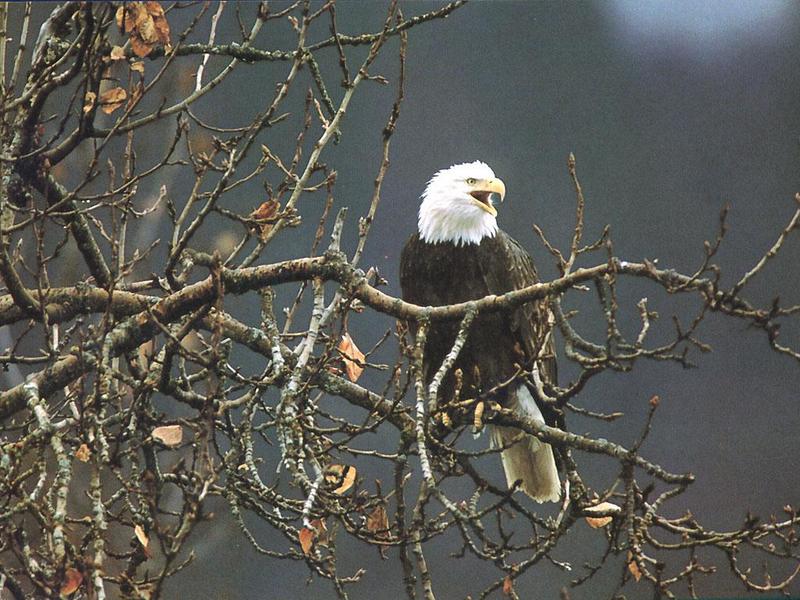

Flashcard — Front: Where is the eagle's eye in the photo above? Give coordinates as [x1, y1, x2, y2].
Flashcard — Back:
[466, 178, 476, 185]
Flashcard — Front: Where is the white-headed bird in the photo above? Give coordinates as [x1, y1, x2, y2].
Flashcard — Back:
[400, 161, 561, 502]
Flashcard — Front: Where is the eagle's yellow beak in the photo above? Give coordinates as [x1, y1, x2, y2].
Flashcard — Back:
[468, 178, 506, 217]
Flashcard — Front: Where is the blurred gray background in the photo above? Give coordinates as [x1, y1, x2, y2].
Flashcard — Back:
[6, 1, 800, 598]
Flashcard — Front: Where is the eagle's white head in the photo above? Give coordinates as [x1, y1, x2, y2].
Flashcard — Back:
[418, 161, 506, 246]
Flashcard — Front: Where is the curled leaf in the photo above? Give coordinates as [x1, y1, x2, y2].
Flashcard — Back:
[584, 501, 621, 528]
[110, 45, 126, 61]
[338, 333, 365, 382]
[130, 61, 145, 74]
[60, 567, 83, 595]
[152, 424, 183, 447]
[325, 464, 356, 495]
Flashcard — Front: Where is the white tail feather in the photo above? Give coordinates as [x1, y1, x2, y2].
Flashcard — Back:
[489, 384, 560, 503]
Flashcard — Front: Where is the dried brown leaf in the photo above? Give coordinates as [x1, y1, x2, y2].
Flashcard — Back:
[152, 424, 182, 447]
[75, 443, 91, 463]
[325, 464, 356, 495]
[83, 91, 96, 114]
[146, 1, 172, 50]
[250, 200, 280, 240]
[116, 2, 169, 58]
[130, 61, 145, 74]
[473, 401, 485, 432]
[367, 504, 390, 558]
[502, 575, 514, 596]
[134, 524, 149, 549]
[299, 527, 314, 555]
[137, 337, 154, 368]
[115, 5, 127, 30]
[99, 87, 127, 114]
[110, 45, 126, 61]
[338, 333, 365, 382]
[627, 551, 642, 582]
[310, 518, 329, 547]
[584, 501, 621, 528]
[117, 3, 145, 32]
[366, 504, 389, 536]
[145, 1, 165, 17]
[137, 14, 158, 44]
[60, 567, 83, 596]
[585, 515, 613, 529]
[130, 35, 155, 58]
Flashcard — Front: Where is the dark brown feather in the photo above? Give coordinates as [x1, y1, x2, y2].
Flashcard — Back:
[400, 231, 561, 428]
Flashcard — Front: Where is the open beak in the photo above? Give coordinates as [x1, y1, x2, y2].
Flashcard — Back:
[468, 178, 506, 217]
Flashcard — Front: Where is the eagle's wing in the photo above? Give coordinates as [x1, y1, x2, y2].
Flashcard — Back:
[480, 232, 561, 427]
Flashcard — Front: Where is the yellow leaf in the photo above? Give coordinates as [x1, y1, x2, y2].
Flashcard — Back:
[325, 464, 356, 495]
[60, 567, 83, 596]
[134, 524, 149, 549]
[130, 61, 145, 74]
[75, 443, 91, 463]
[584, 501, 621, 528]
[83, 91, 96, 114]
[110, 45, 126, 61]
[299, 527, 314, 555]
[99, 87, 127, 114]
[627, 551, 642, 582]
[338, 333, 365, 382]
[152, 424, 182, 447]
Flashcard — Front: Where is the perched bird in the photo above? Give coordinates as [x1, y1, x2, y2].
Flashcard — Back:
[400, 161, 561, 502]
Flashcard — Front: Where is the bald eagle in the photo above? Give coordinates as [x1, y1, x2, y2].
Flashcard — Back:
[400, 161, 561, 502]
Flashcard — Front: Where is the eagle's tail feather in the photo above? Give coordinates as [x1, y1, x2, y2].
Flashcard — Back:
[489, 383, 560, 503]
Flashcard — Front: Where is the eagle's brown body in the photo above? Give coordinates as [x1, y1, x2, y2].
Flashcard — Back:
[400, 230, 562, 501]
